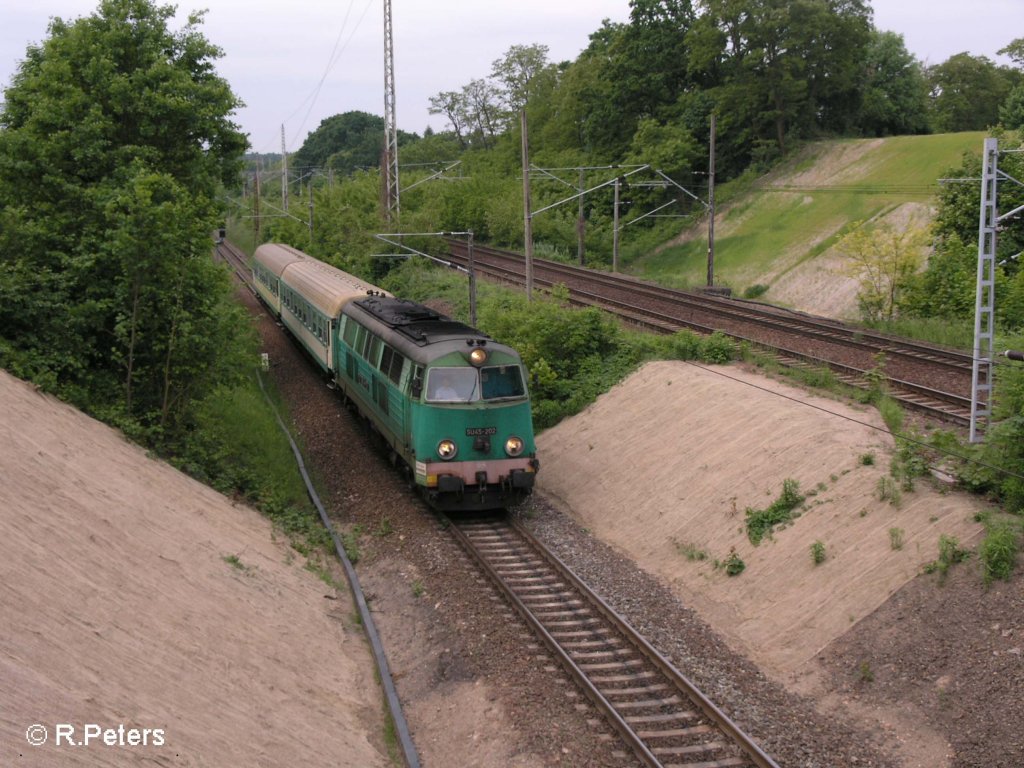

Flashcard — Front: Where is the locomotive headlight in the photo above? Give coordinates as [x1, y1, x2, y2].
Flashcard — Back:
[469, 347, 488, 366]
[504, 435, 525, 457]
[437, 439, 458, 461]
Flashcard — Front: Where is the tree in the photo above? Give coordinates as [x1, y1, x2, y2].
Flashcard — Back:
[0, 0, 248, 441]
[839, 224, 928, 322]
[859, 30, 930, 136]
[689, 0, 871, 159]
[927, 53, 1017, 132]
[999, 38, 1024, 131]
[462, 78, 504, 147]
[292, 111, 418, 175]
[540, 20, 627, 154]
[490, 44, 552, 115]
[428, 91, 470, 147]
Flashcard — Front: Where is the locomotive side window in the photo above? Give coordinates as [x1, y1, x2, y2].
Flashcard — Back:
[366, 335, 382, 366]
[379, 345, 405, 386]
[480, 365, 526, 401]
[342, 317, 358, 348]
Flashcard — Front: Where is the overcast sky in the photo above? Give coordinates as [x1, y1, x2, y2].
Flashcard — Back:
[2, 0, 1022, 155]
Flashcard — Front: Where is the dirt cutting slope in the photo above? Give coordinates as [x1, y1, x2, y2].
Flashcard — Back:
[536, 360, 987, 681]
[0, 371, 388, 767]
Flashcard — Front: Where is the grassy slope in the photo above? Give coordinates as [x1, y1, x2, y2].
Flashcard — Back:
[629, 132, 987, 302]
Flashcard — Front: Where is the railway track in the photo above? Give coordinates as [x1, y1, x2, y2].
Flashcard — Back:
[445, 239, 974, 427]
[216, 238, 252, 280]
[449, 514, 779, 768]
[217, 239, 782, 766]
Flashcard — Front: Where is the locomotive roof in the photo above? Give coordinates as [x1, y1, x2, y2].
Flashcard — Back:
[350, 296, 491, 346]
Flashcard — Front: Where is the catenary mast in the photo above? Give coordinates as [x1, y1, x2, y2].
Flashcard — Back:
[383, 0, 400, 220]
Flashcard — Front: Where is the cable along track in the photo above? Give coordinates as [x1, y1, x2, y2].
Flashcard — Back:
[449, 515, 778, 768]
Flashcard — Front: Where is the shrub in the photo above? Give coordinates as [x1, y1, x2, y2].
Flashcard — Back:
[876, 475, 901, 506]
[699, 331, 735, 364]
[746, 478, 805, 544]
[978, 522, 1019, 585]
[722, 549, 746, 576]
[811, 540, 827, 565]
[923, 534, 970, 583]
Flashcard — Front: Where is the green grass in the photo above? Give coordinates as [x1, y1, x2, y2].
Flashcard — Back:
[628, 133, 987, 293]
[864, 317, 973, 350]
[978, 520, 1020, 585]
[746, 478, 805, 544]
[923, 534, 971, 583]
[178, 366, 332, 558]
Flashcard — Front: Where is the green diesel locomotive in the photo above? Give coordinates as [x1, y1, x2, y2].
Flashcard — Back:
[253, 243, 538, 511]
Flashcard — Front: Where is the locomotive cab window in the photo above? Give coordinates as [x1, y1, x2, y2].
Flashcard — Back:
[426, 368, 478, 402]
[480, 365, 526, 401]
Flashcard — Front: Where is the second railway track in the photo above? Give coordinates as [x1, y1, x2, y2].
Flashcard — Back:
[444, 239, 975, 427]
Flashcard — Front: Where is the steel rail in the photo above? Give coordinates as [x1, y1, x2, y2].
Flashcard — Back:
[444, 243, 972, 425]
[447, 514, 779, 768]
[445, 248, 971, 424]
[513, 520, 780, 768]
[448, 239, 973, 373]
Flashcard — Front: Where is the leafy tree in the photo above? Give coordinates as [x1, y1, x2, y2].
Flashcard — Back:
[542, 21, 627, 155]
[839, 224, 928, 322]
[490, 43, 553, 116]
[932, 142, 1024, 282]
[462, 78, 505, 147]
[860, 30, 930, 136]
[292, 111, 417, 176]
[901, 235, 977, 321]
[428, 91, 471, 148]
[927, 53, 1017, 132]
[999, 38, 1024, 131]
[604, 0, 696, 152]
[689, 0, 870, 160]
[0, 0, 247, 442]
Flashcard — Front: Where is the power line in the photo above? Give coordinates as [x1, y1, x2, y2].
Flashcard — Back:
[251, 0, 374, 154]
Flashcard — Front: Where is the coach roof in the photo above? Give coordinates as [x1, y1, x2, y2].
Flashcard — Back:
[282, 259, 390, 318]
[253, 242, 309, 277]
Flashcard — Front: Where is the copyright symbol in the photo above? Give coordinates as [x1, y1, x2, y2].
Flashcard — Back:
[26, 723, 48, 746]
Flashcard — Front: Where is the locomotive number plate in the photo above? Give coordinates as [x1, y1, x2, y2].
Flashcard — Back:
[465, 427, 497, 436]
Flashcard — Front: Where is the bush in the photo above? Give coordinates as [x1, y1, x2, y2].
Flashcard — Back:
[923, 534, 971, 583]
[811, 540, 827, 565]
[722, 549, 746, 576]
[978, 522, 1019, 585]
[746, 478, 804, 544]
